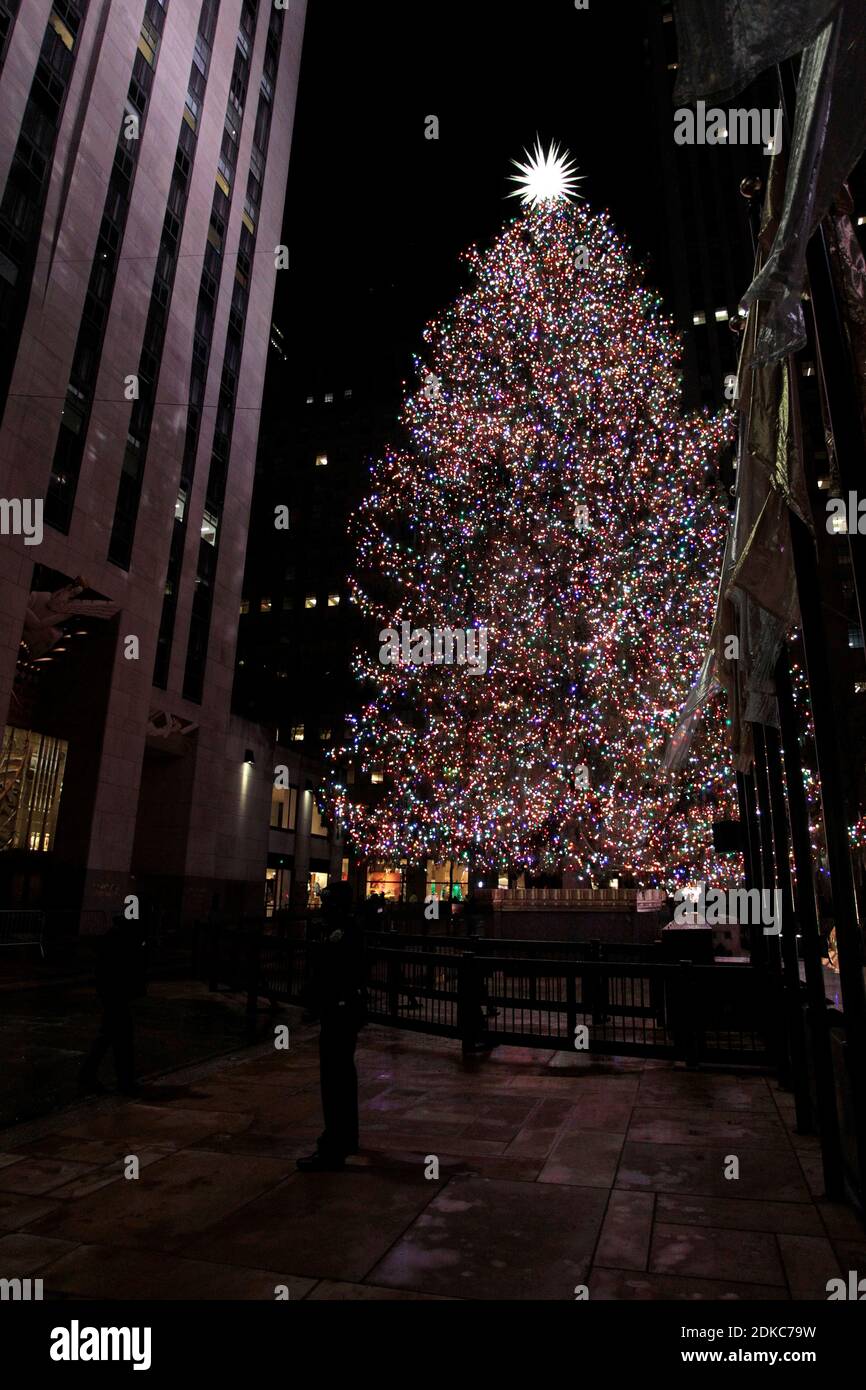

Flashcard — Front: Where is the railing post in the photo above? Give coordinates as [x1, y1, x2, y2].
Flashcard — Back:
[387, 952, 399, 1024]
[566, 967, 577, 1051]
[458, 949, 482, 1052]
[669, 961, 698, 1067]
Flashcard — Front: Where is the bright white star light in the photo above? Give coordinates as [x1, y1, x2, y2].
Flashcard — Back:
[507, 139, 583, 207]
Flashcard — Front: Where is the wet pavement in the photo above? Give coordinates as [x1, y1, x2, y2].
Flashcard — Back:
[0, 1023, 864, 1300]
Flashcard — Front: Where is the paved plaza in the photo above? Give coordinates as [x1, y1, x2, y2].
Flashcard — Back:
[1, 1023, 864, 1301]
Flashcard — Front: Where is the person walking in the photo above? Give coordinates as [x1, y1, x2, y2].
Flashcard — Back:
[79, 914, 148, 1096]
[297, 882, 366, 1172]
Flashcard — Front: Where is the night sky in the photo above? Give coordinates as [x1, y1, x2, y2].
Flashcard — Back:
[277, 0, 670, 410]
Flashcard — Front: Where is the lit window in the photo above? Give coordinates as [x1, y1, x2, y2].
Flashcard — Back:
[319, 727, 332, 742]
[201, 509, 218, 545]
[692, 311, 706, 326]
[817, 478, 831, 490]
[849, 626, 864, 649]
[291, 723, 304, 742]
[858, 216, 866, 227]
[260, 597, 272, 613]
[371, 770, 384, 785]
[49, 11, 76, 50]
[324, 392, 333, 403]
[239, 599, 249, 615]
[315, 453, 328, 467]
[305, 595, 317, 609]
[306, 395, 314, 404]
[270, 785, 297, 830]
[175, 489, 187, 522]
[830, 513, 847, 535]
[714, 308, 728, 322]
[344, 388, 352, 399]
[327, 593, 340, 607]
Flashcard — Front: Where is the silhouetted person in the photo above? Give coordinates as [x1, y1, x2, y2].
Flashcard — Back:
[79, 915, 147, 1096]
[297, 883, 366, 1171]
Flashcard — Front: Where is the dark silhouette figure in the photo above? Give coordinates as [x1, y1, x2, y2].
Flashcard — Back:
[297, 883, 366, 1171]
[79, 916, 148, 1096]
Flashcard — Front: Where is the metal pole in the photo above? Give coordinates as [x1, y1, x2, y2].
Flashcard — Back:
[752, 725, 787, 1080]
[775, 650, 845, 1196]
[764, 722, 812, 1130]
[736, 770, 755, 892]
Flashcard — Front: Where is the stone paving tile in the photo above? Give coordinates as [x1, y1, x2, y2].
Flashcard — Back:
[655, 1193, 823, 1235]
[0, 1192, 60, 1232]
[627, 1105, 789, 1148]
[51, 1102, 253, 1148]
[504, 1126, 560, 1158]
[357, 1148, 544, 1183]
[561, 1099, 634, 1133]
[817, 1199, 866, 1241]
[0, 1157, 96, 1196]
[777, 1233, 844, 1299]
[40, 1243, 317, 1301]
[368, 1175, 607, 1300]
[649, 1222, 786, 1286]
[617, 1141, 810, 1202]
[589, 1268, 788, 1300]
[7, 1133, 174, 1166]
[306, 1279, 457, 1300]
[594, 1190, 654, 1270]
[636, 1072, 775, 1111]
[28, 1151, 292, 1252]
[0, 1232, 79, 1275]
[537, 1130, 625, 1188]
[186, 1168, 444, 1283]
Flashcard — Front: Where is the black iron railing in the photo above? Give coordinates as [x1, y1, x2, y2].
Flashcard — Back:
[202, 925, 772, 1066]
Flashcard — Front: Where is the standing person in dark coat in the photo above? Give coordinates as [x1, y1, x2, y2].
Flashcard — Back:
[79, 915, 147, 1096]
[297, 882, 366, 1171]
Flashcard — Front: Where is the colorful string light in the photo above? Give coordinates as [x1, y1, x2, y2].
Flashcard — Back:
[327, 200, 739, 883]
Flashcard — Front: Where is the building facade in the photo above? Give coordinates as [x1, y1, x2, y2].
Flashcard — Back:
[0, 0, 307, 929]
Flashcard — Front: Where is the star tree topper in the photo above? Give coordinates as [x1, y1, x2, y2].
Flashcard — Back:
[507, 138, 584, 207]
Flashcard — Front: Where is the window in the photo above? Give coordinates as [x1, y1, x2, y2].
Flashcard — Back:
[714, 307, 728, 322]
[201, 509, 218, 545]
[324, 392, 333, 403]
[691, 310, 706, 326]
[304, 594, 317, 609]
[260, 597, 272, 613]
[315, 453, 327, 467]
[49, 10, 76, 51]
[327, 593, 340, 607]
[310, 801, 328, 836]
[305, 395, 313, 404]
[270, 784, 297, 830]
[282, 594, 293, 611]
[0, 726, 68, 852]
[290, 723, 304, 742]
[371, 770, 384, 785]
[239, 599, 249, 615]
[319, 727, 332, 742]
[343, 388, 352, 399]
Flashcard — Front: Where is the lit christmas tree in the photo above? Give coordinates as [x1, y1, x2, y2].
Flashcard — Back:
[330, 145, 735, 885]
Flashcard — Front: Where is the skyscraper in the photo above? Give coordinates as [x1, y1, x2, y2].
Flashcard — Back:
[0, 0, 307, 927]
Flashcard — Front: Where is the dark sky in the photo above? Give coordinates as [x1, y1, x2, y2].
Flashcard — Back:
[277, 0, 670, 408]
